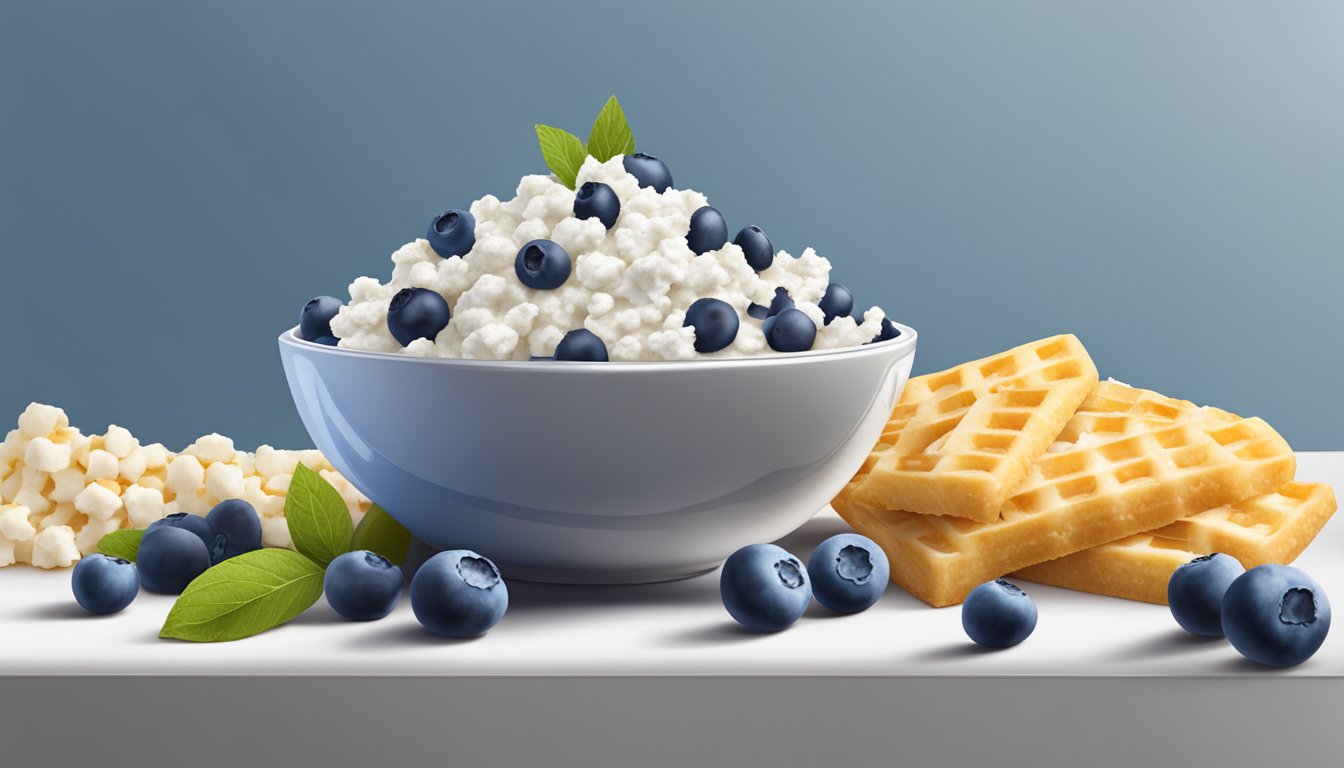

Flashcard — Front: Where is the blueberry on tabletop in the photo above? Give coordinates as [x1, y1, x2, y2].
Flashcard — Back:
[687, 206, 728, 255]
[683, 298, 740, 353]
[818, 283, 854, 325]
[205, 499, 263, 565]
[554, 329, 608, 362]
[299, 296, 342, 342]
[961, 579, 1038, 648]
[387, 287, 451, 346]
[410, 550, 509, 637]
[1167, 553, 1245, 637]
[515, 239, 572, 290]
[762, 307, 816, 353]
[324, 550, 404, 621]
[574, 181, 621, 229]
[870, 317, 901, 344]
[147, 512, 213, 551]
[71, 554, 138, 614]
[807, 533, 889, 614]
[1222, 564, 1331, 667]
[622, 152, 673, 192]
[426, 209, 476, 259]
[137, 526, 211, 595]
[733, 225, 774, 272]
[720, 543, 812, 632]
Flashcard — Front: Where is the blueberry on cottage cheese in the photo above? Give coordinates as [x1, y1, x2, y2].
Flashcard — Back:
[515, 239, 572, 290]
[387, 287, 451, 346]
[871, 317, 901, 344]
[720, 544, 812, 632]
[299, 296, 343, 342]
[746, 287, 793, 321]
[961, 579, 1037, 648]
[313, 335, 339, 347]
[1167, 553, 1245, 637]
[426, 209, 476, 259]
[687, 206, 728, 256]
[733, 225, 774, 272]
[71, 553, 138, 614]
[622, 152, 672, 192]
[205, 499, 262, 565]
[554, 328, 608, 362]
[762, 307, 816, 353]
[410, 550, 509, 637]
[147, 512, 213, 551]
[1221, 564, 1331, 667]
[573, 181, 620, 229]
[136, 526, 211, 594]
[324, 550, 404, 621]
[818, 283, 854, 325]
[683, 298, 739, 353]
[807, 533, 889, 614]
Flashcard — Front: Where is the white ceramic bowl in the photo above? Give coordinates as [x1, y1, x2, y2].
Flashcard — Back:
[278, 325, 916, 583]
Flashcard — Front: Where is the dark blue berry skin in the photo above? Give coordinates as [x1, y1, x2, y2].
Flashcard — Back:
[1167, 553, 1245, 637]
[574, 182, 620, 229]
[299, 296, 342, 342]
[387, 287, 451, 346]
[683, 298, 740, 353]
[622, 152, 673, 192]
[426, 209, 476, 258]
[148, 512, 213, 551]
[137, 526, 211, 594]
[313, 335, 340, 347]
[733, 226, 774, 272]
[687, 206, 728, 255]
[720, 543, 812, 632]
[807, 533, 889, 614]
[871, 317, 901, 344]
[71, 554, 139, 614]
[1222, 564, 1332, 667]
[962, 579, 1038, 648]
[515, 239, 572, 290]
[818, 283, 854, 325]
[205, 499, 263, 565]
[410, 550, 509, 637]
[554, 329, 608, 362]
[762, 307, 816, 353]
[324, 550, 404, 621]
[747, 288, 795, 320]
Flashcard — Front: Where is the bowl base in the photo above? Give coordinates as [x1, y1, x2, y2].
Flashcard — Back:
[499, 561, 721, 586]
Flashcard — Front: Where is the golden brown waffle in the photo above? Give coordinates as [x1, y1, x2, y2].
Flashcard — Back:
[1014, 482, 1336, 604]
[850, 335, 1098, 523]
[833, 381, 1296, 607]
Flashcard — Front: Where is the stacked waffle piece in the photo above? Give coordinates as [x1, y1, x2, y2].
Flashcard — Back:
[832, 335, 1333, 607]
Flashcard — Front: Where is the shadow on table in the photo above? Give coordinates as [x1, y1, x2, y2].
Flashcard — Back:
[1103, 627, 1225, 661]
[16, 602, 102, 621]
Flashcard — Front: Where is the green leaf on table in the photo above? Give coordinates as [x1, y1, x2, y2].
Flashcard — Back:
[160, 549, 324, 642]
[285, 462, 354, 567]
[350, 504, 412, 566]
[96, 529, 143, 561]
[586, 95, 635, 162]
[535, 124, 587, 189]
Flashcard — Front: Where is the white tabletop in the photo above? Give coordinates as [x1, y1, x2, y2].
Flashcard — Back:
[2, 452, 1339, 679]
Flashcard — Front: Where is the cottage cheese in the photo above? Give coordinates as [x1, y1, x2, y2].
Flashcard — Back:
[331, 156, 890, 361]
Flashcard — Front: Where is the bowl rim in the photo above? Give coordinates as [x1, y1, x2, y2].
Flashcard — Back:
[278, 321, 917, 371]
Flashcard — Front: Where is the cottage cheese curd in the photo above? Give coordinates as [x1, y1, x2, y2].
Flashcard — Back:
[330, 157, 890, 361]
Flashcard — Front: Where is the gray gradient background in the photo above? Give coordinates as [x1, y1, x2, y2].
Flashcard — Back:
[2, 0, 1340, 450]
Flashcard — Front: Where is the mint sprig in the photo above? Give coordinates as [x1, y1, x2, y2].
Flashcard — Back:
[535, 95, 636, 189]
[159, 549, 325, 642]
[586, 96, 635, 162]
[96, 529, 143, 561]
[535, 124, 587, 190]
[285, 462, 354, 567]
[350, 504, 412, 566]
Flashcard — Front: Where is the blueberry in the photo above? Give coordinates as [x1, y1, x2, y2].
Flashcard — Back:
[733, 226, 774, 272]
[720, 543, 812, 632]
[683, 298, 739, 353]
[818, 283, 854, 325]
[870, 317, 901, 344]
[1222, 564, 1331, 667]
[137, 526, 211, 594]
[961, 579, 1038, 648]
[387, 287, 451, 346]
[299, 296, 342, 342]
[71, 553, 138, 614]
[1167, 553, 1245, 637]
[554, 329, 608, 362]
[324, 550, 404, 621]
[205, 499, 262, 565]
[410, 550, 509, 637]
[515, 239, 572, 290]
[747, 287, 795, 320]
[687, 206, 728, 255]
[622, 152, 673, 192]
[426, 209, 476, 259]
[574, 181, 620, 229]
[806, 533, 889, 614]
[147, 512, 213, 550]
[762, 307, 816, 353]
[312, 335, 339, 347]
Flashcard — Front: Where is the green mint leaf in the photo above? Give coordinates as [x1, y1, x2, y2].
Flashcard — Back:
[160, 549, 325, 642]
[350, 504, 412, 566]
[535, 124, 586, 189]
[284, 463, 354, 567]
[586, 95, 635, 162]
[96, 529, 143, 561]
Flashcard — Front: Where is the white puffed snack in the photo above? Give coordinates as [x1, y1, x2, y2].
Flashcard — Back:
[31, 525, 81, 569]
